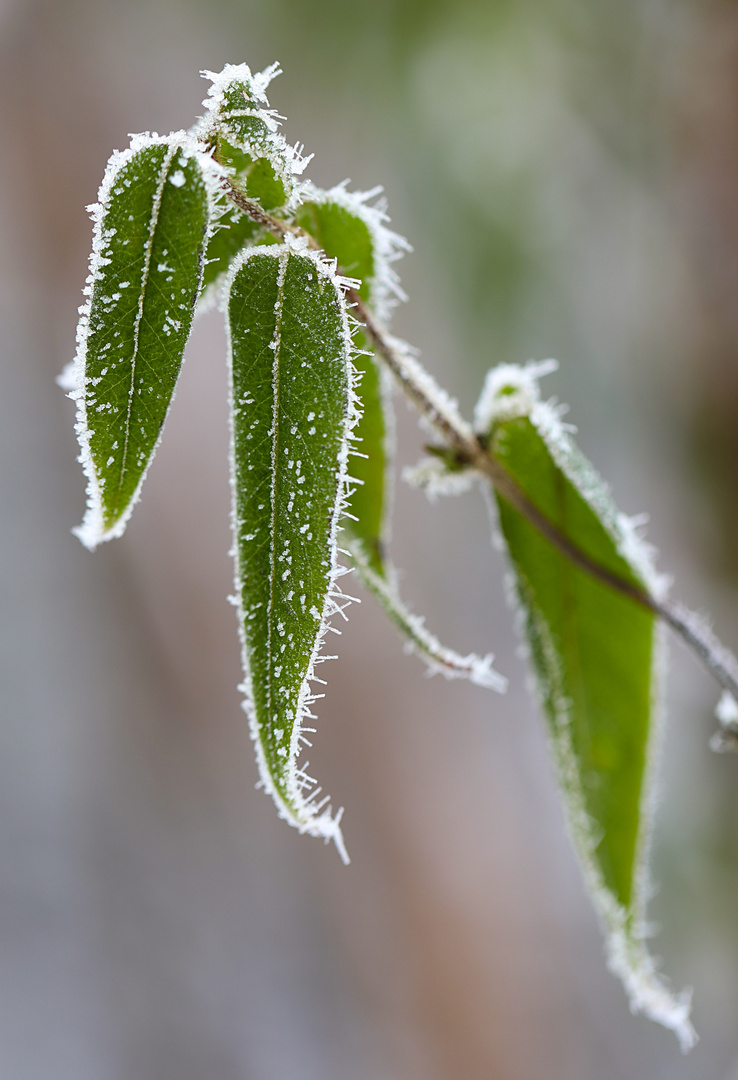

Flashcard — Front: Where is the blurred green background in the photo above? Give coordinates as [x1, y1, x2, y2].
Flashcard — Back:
[2, 0, 738, 1076]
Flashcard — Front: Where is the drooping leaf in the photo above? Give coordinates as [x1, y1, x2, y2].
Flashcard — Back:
[474, 362, 695, 1049]
[348, 542, 506, 690]
[198, 63, 308, 213]
[296, 187, 409, 574]
[295, 188, 490, 688]
[68, 133, 213, 549]
[227, 241, 358, 859]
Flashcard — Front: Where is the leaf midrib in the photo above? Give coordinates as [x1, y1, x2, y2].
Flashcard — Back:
[113, 142, 177, 519]
[265, 250, 287, 786]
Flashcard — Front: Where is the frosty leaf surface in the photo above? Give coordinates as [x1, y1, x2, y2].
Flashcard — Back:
[227, 242, 356, 857]
[199, 63, 307, 213]
[475, 363, 695, 1048]
[296, 195, 391, 574]
[71, 135, 211, 548]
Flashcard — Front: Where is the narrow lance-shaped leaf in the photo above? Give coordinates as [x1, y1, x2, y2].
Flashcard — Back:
[294, 185, 494, 687]
[65, 133, 213, 549]
[474, 361, 696, 1049]
[227, 241, 358, 860]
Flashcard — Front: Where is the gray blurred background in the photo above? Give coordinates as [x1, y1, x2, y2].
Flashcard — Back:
[2, 0, 738, 1076]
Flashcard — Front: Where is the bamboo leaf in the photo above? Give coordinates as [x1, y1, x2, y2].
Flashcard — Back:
[68, 134, 213, 549]
[227, 241, 358, 859]
[475, 361, 696, 1050]
[296, 187, 409, 574]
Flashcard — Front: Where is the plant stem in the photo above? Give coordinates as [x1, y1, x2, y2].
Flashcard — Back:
[221, 177, 738, 705]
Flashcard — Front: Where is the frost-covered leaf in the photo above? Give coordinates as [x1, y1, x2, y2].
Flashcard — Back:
[227, 241, 358, 859]
[198, 63, 308, 213]
[68, 133, 213, 549]
[475, 362, 696, 1050]
[296, 186, 409, 574]
[348, 542, 506, 690]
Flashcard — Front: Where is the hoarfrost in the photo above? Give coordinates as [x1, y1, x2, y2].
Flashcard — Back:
[197, 62, 310, 213]
[300, 179, 411, 323]
[349, 541, 506, 691]
[479, 361, 695, 1046]
[710, 690, 738, 753]
[402, 455, 477, 500]
[716, 689, 738, 726]
[474, 359, 669, 600]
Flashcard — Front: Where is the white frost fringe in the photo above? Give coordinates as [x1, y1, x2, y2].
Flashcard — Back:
[197, 62, 310, 212]
[478, 361, 696, 1049]
[710, 689, 738, 752]
[402, 455, 478, 500]
[474, 360, 670, 599]
[62, 131, 219, 550]
[348, 541, 506, 691]
[225, 236, 362, 864]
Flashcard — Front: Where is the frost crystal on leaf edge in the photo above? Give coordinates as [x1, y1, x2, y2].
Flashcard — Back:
[301, 179, 411, 323]
[197, 62, 311, 212]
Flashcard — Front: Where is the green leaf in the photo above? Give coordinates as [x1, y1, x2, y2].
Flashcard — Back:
[296, 198, 376, 303]
[296, 190, 408, 574]
[199, 63, 307, 212]
[227, 242, 358, 859]
[474, 362, 695, 1048]
[68, 134, 212, 549]
[344, 353, 390, 574]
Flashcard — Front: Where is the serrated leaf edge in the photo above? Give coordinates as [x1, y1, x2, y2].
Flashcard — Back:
[225, 238, 361, 862]
[64, 131, 219, 550]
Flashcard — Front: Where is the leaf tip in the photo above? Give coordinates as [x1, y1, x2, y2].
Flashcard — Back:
[473, 358, 559, 437]
[605, 923, 698, 1051]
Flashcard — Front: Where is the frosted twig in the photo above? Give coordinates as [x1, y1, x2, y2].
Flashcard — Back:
[220, 177, 738, 707]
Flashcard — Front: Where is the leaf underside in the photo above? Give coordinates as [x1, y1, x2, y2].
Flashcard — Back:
[296, 198, 390, 574]
[73, 137, 209, 547]
[482, 374, 695, 1047]
[228, 244, 353, 856]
